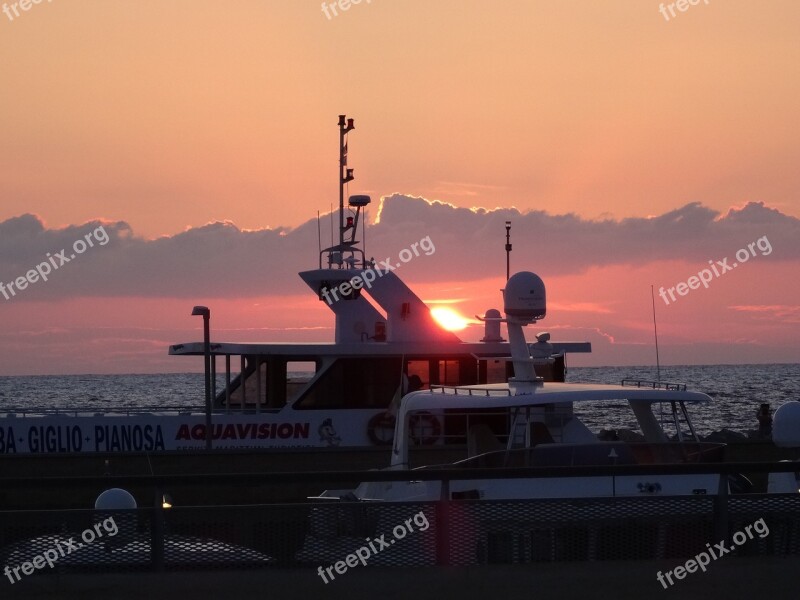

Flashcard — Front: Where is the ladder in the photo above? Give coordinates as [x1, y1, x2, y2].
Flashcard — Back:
[507, 407, 530, 449]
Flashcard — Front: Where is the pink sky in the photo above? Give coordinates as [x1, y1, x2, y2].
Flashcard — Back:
[1, 1, 799, 375]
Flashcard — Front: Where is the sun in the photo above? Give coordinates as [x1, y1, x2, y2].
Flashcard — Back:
[430, 307, 470, 331]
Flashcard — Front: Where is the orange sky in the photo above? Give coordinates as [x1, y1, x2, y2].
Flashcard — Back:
[1, 1, 799, 374]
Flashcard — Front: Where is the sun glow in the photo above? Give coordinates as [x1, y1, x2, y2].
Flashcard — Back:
[430, 307, 470, 331]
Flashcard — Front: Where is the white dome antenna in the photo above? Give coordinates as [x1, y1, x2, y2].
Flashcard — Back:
[503, 272, 546, 324]
[502, 272, 546, 386]
[774, 402, 800, 447]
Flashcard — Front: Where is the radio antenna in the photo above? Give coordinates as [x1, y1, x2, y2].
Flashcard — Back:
[317, 210, 322, 257]
[650, 285, 661, 381]
[329, 203, 334, 267]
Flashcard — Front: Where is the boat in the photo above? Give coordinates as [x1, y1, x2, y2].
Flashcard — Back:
[297, 272, 800, 566]
[318, 271, 763, 502]
[0, 116, 591, 458]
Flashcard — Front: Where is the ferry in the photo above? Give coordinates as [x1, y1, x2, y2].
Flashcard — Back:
[0, 115, 590, 457]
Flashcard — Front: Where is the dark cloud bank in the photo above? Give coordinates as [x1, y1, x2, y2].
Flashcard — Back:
[1, 196, 798, 301]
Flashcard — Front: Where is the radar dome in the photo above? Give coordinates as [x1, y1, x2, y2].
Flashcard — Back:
[95, 487, 137, 510]
[773, 401, 800, 447]
[503, 272, 546, 322]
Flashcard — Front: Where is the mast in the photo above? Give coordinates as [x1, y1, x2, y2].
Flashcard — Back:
[338, 115, 355, 249]
[317, 115, 368, 270]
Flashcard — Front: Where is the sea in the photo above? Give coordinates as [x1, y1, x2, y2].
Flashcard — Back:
[0, 364, 797, 437]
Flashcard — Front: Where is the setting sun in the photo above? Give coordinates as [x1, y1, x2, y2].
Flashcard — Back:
[430, 307, 470, 331]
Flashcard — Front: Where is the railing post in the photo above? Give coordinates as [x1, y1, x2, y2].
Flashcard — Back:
[436, 477, 451, 566]
[151, 487, 165, 572]
[225, 354, 231, 414]
[714, 472, 729, 544]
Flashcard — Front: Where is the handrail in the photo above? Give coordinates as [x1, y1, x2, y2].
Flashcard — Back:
[428, 385, 513, 397]
[620, 379, 687, 392]
[0, 406, 235, 417]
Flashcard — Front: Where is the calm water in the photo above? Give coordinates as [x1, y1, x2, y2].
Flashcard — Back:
[0, 364, 797, 436]
[566, 364, 800, 436]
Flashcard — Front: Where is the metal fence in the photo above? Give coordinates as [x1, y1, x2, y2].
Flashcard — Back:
[1, 463, 799, 580]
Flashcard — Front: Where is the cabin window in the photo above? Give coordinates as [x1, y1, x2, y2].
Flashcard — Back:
[286, 361, 317, 403]
[227, 359, 269, 408]
[294, 358, 402, 409]
[482, 359, 507, 384]
[438, 360, 461, 386]
[406, 360, 430, 390]
[220, 357, 321, 411]
[403, 357, 478, 387]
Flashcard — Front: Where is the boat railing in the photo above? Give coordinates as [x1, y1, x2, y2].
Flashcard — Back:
[620, 379, 687, 392]
[0, 405, 238, 417]
[428, 385, 514, 397]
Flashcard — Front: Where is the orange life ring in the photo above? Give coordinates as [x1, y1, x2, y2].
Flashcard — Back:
[408, 411, 442, 445]
[367, 412, 396, 445]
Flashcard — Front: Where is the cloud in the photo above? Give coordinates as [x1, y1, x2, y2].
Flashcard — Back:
[549, 302, 614, 314]
[0, 196, 798, 301]
[431, 181, 509, 198]
[729, 305, 800, 323]
[550, 325, 617, 345]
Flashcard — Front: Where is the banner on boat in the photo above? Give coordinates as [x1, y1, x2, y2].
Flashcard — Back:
[0, 412, 364, 454]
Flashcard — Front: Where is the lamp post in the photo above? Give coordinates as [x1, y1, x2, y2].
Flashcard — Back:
[505, 221, 512, 281]
[191, 306, 212, 450]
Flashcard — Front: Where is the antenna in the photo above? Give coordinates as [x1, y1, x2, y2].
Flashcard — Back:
[650, 285, 661, 381]
[505, 221, 512, 280]
[317, 210, 322, 257]
[338, 114, 355, 249]
[319, 115, 368, 270]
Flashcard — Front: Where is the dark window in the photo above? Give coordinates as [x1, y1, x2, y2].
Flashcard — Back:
[227, 359, 268, 407]
[295, 358, 402, 409]
[406, 360, 430, 390]
[439, 359, 460, 385]
[286, 361, 317, 403]
[483, 359, 507, 384]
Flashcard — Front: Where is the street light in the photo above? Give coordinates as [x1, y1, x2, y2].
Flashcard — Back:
[505, 221, 512, 281]
[191, 305, 212, 450]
